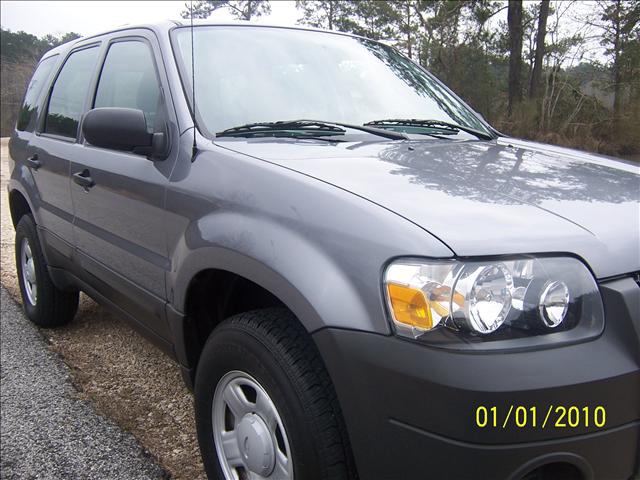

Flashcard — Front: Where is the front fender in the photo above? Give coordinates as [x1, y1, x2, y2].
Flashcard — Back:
[166, 145, 453, 336]
[171, 210, 374, 334]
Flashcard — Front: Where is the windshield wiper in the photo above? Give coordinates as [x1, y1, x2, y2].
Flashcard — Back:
[216, 119, 407, 141]
[364, 118, 493, 141]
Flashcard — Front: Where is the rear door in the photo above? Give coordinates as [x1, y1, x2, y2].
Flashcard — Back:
[70, 32, 178, 341]
[20, 46, 100, 262]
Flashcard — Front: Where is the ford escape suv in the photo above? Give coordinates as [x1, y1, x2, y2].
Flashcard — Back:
[8, 21, 640, 480]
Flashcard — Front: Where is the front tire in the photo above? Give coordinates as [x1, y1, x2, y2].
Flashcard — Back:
[15, 214, 79, 327]
[195, 308, 356, 480]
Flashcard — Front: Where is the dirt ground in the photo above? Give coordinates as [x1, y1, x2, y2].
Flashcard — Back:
[0, 138, 206, 479]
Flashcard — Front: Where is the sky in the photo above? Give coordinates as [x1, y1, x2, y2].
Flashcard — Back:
[0, 1, 300, 37]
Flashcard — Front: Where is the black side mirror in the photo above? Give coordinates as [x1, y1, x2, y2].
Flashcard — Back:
[82, 107, 168, 160]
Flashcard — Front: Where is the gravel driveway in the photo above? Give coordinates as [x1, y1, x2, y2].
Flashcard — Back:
[0, 287, 167, 479]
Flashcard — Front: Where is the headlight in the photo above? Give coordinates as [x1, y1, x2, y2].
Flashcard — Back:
[384, 256, 603, 346]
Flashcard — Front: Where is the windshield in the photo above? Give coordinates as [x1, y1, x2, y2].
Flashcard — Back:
[172, 26, 491, 138]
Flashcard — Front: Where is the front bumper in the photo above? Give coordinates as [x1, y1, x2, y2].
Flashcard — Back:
[313, 277, 640, 479]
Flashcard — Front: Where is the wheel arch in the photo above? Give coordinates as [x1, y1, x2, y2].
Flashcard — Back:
[8, 187, 34, 227]
[168, 217, 379, 388]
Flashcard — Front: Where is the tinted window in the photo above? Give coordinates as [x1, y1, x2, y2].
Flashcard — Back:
[17, 55, 58, 131]
[94, 41, 161, 133]
[45, 47, 99, 138]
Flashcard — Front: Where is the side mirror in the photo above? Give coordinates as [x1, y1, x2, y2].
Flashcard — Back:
[82, 107, 167, 159]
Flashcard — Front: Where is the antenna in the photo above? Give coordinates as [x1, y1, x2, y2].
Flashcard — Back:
[190, 0, 197, 158]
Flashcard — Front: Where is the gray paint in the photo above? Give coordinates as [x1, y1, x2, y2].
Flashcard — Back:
[8, 21, 640, 359]
[220, 135, 640, 279]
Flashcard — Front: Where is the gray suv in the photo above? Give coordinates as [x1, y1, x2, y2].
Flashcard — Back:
[8, 21, 640, 480]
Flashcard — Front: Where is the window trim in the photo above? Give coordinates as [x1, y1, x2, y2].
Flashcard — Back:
[86, 36, 165, 141]
[38, 42, 102, 142]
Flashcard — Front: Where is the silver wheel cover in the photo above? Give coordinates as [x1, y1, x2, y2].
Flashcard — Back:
[212, 370, 293, 480]
[21, 237, 38, 305]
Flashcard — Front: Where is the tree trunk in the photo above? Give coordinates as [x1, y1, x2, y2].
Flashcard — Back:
[406, 2, 412, 58]
[529, 0, 549, 99]
[507, 0, 524, 116]
[243, 1, 252, 21]
[611, 0, 623, 124]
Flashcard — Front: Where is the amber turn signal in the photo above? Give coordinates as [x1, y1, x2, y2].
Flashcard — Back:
[386, 283, 433, 330]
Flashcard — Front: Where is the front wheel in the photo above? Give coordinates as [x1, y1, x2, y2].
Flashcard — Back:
[15, 214, 79, 327]
[195, 308, 356, 480]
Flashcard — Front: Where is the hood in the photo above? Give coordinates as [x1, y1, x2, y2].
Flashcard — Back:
[216, 136, 640, 279]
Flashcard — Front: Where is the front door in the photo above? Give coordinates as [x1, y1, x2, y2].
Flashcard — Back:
[70, 35, 177, 340]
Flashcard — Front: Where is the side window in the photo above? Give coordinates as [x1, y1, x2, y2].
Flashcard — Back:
[45, 46, 100, 138]
[17, 55, 58, 131]
[94, 41, 161, 133]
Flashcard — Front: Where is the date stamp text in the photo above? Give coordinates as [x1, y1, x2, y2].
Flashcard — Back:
[474, 405, 606, 429]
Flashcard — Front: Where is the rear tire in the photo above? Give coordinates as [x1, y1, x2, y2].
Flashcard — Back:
[15, 214, 78, 327]
[195, 308, 356, 480]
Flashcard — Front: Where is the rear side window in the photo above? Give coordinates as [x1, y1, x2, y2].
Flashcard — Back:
[94, 41, 161, 133]
[45, 46, 100, 138]
[16, 55, 58, 131]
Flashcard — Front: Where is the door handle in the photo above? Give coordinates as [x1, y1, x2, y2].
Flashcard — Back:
[73, 169, 95, 191]
[26, 154, 41, 170]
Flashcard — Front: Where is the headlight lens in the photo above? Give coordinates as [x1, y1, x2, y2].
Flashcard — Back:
[455, 263, 514, 334]
[384, 256, 603, 343]
[539, 280, 570, 328]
